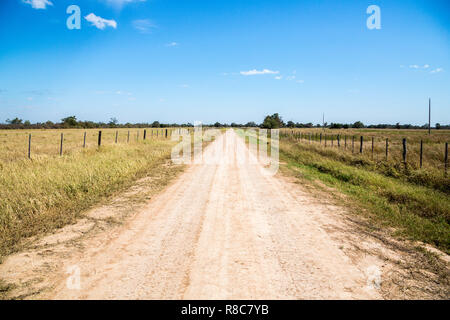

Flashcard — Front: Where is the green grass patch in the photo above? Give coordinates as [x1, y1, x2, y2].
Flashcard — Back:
[280, 140, 450, 254]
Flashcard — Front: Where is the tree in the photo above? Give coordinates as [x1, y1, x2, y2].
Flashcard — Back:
[352, 121, 364, 129]
[287, 121, 295, 128]
[330, 123, 343, 129]
[109, 117, 118, 127]
[214, 122, 221, 128]
[436, 123, 441, 130]
[151, 121, 160, 128]
[245, 121, 257, 127]
[61, 116, 77, 127]
[6, 118, 23, 125]
[45, 120, 54, 128]
[261, 113, 284, 129]
[24, 120, 31, 126]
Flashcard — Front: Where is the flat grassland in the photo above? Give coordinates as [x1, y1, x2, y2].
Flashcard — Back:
[0, 128, 180, 257]
[278, 128, 450, 253]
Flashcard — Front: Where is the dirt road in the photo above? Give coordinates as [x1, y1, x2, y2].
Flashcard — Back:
[2, 130, 446, 299]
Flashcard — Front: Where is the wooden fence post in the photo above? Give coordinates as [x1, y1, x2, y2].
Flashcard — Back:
[344, 135, 347, 149]
[143, 129, 147, 140]
[127, 130, 130, 143]
[371, 137, 374, 159]
[115, 131, 118, 144]
[83, 132, 86, 148]
[320, 133, 322, 144]
[445, 142, 448, 177]
[165, 129, 168, 138]
[98, 131, 102, 147]
[28, 133, 31, 159]
[337, 135, 340, 148]
[60, 133, 64, 156]
[420, 140, 423, 168]
[360, 136, 363, 153]
[402, 138, 407, 164]
[385, 138, 389, 160]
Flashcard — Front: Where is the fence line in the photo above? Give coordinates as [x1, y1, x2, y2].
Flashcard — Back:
[283, 130, 449, 176]
[22, 128, 175, 160]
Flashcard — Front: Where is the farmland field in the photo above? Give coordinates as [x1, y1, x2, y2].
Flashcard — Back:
[276, 128, 450, 253]
[0, 128, 174, 161]
[1, 128, 448, 300]
[280, 128, 449, 175]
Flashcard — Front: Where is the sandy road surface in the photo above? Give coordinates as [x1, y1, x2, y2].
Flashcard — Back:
[5, 129, 435, 299]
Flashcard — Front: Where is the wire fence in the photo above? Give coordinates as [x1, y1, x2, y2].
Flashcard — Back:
[0, 128, 191, 162]
[281, 130, 449, 177]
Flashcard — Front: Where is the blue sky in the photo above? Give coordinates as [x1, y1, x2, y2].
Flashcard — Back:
[0, 0, 449, 125]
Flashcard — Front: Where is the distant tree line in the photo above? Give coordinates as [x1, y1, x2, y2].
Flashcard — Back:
[0, 116, 194, 130]
[1, 114, 449, 130]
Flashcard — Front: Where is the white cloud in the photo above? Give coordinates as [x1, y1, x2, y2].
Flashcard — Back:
[132, 19, 156, 33]
[85, 13, 117, 30]
[240, 69, 279, 76]
[286, 75, 296, 80]
[296, 80, 305, 84]
[22, 0, 53, 9]
[430, 68, 444, 74]
[408, 64, 432, 70]
[166, 42, 178, 47]
[104, 0, 146, 9]
[274, 76, 282, 80]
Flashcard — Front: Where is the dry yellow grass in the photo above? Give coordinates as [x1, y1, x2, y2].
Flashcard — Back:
[0, 128, 181, 257]
[0, 128, 173, 162]
[280, 128, 449, 172]
[279, 129, 450, 194]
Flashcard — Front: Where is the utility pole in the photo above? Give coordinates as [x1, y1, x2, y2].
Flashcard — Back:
[428, 98, 431, 135]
